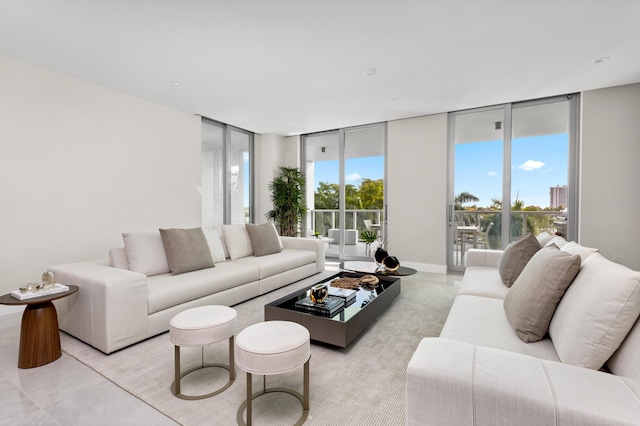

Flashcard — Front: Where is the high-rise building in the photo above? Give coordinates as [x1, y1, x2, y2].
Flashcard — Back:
[550, 185, 568, 208]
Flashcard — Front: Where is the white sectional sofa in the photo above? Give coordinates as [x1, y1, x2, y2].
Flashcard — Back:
[407, 236, 640, 426]
[50, 225, 325, 354]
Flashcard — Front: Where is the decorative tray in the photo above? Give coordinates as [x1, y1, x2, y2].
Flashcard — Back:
[11, 283, 70, 300]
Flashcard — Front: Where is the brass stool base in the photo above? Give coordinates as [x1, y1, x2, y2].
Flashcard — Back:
[171, 336, 235, 400]
[171, 363, 235, 400]
[237, 359, 309, 426]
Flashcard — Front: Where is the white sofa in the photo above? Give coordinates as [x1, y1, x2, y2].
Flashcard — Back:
[407, 239, 640, 425]
[50, 226, 325, 354]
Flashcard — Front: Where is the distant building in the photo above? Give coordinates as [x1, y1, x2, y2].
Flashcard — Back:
[550, 185, 567, 208]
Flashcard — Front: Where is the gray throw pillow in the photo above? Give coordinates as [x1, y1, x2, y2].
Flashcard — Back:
[245, 223, 282, 257]
[498, 234, 541, 287]
[159, 228, 214, 275]
[503, 246, 581, 343]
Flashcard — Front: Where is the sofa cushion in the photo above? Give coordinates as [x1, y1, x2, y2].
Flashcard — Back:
[608, 317, 640, 379]
[222, 224, 254, 260]
[457, 266, 508, 300]
[146, 261, 260, 314]
[440, 295, 560, 361]
[122, 231, 170, 276]
[109, 247, 129, 270]
[159, 228, 214, 275]
[560, 241, 599, 262]
[233, 248, 316, 279]
[503, 246, 581, 343]
[498, 234, 540, 287]
[549, 252, 640, 370]
[245, 223, 282, 257]
[202, 227, 227, 263]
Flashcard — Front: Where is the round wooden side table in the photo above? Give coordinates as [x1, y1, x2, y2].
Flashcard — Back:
[0, 285, 78, 369]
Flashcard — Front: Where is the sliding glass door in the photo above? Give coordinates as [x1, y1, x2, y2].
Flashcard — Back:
[303, 123, 386, 260]
[448, 95, 579, 271]
[201, 118, 254, 229]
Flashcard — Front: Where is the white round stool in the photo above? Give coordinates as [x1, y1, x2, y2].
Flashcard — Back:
[235, 321, 310, 426]
[169, 305, 237, 400]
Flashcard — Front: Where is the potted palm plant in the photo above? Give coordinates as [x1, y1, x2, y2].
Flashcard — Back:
[265, 167, 308, 237]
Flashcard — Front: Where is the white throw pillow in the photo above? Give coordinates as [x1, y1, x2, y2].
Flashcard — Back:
[560, 241, 599, 262]
[121, 231, 170, 276]
[535, 231, 554, 247]
[544, 236, 567, 248]
[202, 227, 227, 263]
[221, 224, 254, 260]
[549, 252, 640, 370]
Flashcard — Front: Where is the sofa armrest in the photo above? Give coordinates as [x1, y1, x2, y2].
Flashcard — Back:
[407, 338, 640, 426]
[49, 261, 148, 354]
[281, 236, 325, 272]
[465, 249, 503, 267]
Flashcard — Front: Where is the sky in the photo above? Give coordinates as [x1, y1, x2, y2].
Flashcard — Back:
[313, 156, 385, 187]
[455, 133, 569, 208]
[308, 133, 568, 210]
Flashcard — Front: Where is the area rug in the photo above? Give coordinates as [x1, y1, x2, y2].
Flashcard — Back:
[61, 271, 460, 425]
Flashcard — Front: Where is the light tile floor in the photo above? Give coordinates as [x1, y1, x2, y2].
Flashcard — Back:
[0, 310, 177, 425]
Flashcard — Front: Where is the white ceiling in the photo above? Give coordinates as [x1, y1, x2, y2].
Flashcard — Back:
[1, 0, 639, 136]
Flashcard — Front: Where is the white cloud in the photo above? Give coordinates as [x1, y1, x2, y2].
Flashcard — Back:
[487, 171, 496, 176]
[519, 160, 545, 171]
[345, 172, 362, 182]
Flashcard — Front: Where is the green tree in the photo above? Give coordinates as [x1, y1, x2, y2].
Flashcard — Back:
[344, 184, 361, 209]
[455, 191, 480, 210]
[359, 179, 384, 209]
[314, 182, 339, 209]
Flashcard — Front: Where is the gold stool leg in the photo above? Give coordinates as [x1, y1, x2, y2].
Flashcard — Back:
[246, 372, 252, 426]
[171, 338, 235, 400]
[236, 357, 310, 426]
[174, 345, 181, 395]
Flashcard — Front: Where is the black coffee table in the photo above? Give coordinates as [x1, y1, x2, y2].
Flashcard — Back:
[265, 272, 400, 348]
[339, 261, 418, 276]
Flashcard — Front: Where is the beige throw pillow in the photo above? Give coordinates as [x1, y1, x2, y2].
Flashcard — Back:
[246, 223, 283, 256]
[159, 228, 214, 275]
[498, 234, 541, 287]
[503, 246, 581, 343]
[549, 252, 640, 370]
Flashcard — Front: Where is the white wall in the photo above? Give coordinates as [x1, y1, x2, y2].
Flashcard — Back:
[580, 83, 640, 270]
[387, 114, 448, 272]
[253, 133, 283, 224]
[0, 57, 202, 296]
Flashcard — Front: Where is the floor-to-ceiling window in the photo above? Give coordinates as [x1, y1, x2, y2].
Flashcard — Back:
[302, 123, 386, 259]
[201, 118, 253, 229]
[448, 95, 579, 271]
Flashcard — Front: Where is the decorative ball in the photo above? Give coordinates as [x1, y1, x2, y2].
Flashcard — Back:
[383, 256, 400, 271]
[374, 247, 388, 265]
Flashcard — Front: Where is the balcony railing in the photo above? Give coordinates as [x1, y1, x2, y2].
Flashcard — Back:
[453, 209, 566, 250]
[307, 209, 384, 238]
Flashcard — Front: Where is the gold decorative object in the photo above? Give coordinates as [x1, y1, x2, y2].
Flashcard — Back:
[330, 277, 361, 290]
[310, 283, 329, 303]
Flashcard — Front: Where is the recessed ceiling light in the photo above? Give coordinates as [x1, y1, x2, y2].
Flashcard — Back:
[171, 80, 183, 86]
[364, 68, 377, 76]
[593, 57, 610, 64]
